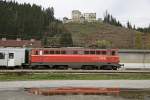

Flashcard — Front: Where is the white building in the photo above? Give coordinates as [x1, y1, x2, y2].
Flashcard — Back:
[63, 17, 72, 23]
[72, 10, 81, 22]
[63, 10, 97, 23]
[83, 13, 96, 22]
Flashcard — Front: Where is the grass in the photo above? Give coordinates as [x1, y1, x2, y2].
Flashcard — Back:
[0, 73, 150, 81]
[64, 22, 150, 49]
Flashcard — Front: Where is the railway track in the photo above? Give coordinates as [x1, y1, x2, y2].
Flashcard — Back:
[0, 70, 150, 74]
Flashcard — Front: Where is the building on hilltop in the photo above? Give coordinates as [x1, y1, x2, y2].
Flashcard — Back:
[63, 10, 98, 23]
[72, 10, 82, 22]
[63, 17, 72, 23]
[83, 13, 96, 22]
[80, 16, 86, 23]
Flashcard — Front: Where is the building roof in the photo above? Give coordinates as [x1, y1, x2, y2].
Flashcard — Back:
[0, 39, 42, 48]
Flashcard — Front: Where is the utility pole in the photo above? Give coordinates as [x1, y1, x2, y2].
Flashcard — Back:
[142, 34, 146, 69]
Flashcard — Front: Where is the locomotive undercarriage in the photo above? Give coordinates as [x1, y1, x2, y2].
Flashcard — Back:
[28, 62, 121, 70]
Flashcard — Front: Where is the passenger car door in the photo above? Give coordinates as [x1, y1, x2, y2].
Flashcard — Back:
[7, 53, 15, 66]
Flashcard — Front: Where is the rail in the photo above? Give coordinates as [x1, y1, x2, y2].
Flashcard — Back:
[0, 70, 150, 74]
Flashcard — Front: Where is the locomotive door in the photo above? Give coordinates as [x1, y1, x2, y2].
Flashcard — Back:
[7, 53, 15, 66]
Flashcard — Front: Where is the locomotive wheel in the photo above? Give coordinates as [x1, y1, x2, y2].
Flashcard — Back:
[112, 66, 117, 70]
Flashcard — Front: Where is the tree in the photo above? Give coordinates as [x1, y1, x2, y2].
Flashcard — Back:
[103, 11, 122, 27]
[95, 40, 112, 49]
[60, 33, 73, 47]
[0, 0, 73, 47]
[137, 24, 150, 33]
[135, 32, 142, 49]
[127, 21, 132, 29]
[45, 7, 55, 23]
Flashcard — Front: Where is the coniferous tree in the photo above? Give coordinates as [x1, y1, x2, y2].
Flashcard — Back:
[127, 21, 132, 29]
[0, 0, 73, 47]
[103, 11, 122, 27]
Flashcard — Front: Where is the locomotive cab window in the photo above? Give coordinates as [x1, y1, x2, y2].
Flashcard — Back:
[0, 52, 5, 59]
[34, 50, 39, 55]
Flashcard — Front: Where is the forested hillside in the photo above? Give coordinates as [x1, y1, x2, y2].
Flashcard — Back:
[0, 0, 73, 46]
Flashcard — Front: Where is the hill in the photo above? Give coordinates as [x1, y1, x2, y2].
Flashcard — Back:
[64, 22, 150, 49]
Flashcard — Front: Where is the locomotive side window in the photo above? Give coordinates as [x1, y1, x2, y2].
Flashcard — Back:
[96, 51, 101, 55]
[102, 51, 106, 55]
[56, 51, 60, 54]
[61, 51, 66, 54]
[84, 51, 89, 54]
[90, 51, 95, 54]
[50, 50, 54, 54]
[44, 50, 49, 54]
[0, 52, 5, 59]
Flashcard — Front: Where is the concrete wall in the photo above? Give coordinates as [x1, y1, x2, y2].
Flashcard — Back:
[119, 50, 150, 69]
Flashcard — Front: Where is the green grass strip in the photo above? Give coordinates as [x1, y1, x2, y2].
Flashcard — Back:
[0, 73, 150, 81]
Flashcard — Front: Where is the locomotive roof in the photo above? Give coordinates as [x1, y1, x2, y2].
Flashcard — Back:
[31, 48, 118, 51]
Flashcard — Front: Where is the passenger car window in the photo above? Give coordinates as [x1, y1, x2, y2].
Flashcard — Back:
[9, 53, 14, 59]
[0, 52, 5, 59]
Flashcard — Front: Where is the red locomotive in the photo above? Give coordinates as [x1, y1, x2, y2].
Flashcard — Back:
[29, 48, 122, 70]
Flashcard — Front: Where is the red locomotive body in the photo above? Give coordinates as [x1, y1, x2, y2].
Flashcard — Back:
[29, 48, 121, 70]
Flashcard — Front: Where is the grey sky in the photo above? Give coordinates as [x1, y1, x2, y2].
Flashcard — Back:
[13, 0, 150, 28]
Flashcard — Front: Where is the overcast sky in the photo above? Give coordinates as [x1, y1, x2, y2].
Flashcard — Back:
[12, 0, 150, 28]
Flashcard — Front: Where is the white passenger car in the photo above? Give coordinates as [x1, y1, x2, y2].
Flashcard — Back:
[0, 48, 25, 68]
